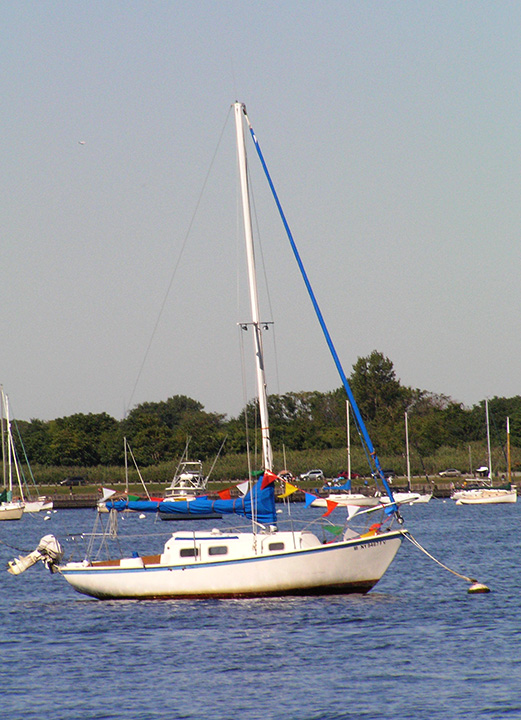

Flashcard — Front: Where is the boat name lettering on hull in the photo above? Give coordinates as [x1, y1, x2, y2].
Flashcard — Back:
[355, 539, 387, 550]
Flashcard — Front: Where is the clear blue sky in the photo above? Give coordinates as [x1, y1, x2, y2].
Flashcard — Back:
[2, 1, 521, 422]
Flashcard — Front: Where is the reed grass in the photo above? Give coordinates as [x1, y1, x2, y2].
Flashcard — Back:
[27, 440, 521, 491]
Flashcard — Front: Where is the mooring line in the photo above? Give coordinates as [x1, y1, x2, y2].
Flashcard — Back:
[402, 530, 490, 593]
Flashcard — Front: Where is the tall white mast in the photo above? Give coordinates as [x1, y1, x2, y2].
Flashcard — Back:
[234, 102, 273, 472]
[346, 400, 351, 480]
[485, 399, 492, 485]
[507, 417, 511, 486]
[0, 387, 5, 490]
[124, 437, 129, 495]
[405, 411, 411, 490]
[5, 392, 12, 496]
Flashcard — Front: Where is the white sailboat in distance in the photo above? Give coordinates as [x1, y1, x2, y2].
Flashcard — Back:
[452, 400, 516, 505]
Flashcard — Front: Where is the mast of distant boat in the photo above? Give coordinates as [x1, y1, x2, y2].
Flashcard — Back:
[346, 400, 351, 480]
[405, 411, 411, 491]
[507, 417, 511, 487]
[234, 102, 273, 472]
[485, 399, 492, 487]
[3, 390, 13, 499]
[124, 436, 129, 495]
[0, 387, 5, 495]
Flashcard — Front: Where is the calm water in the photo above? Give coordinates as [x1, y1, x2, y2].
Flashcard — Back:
[1, 501, 520, 720]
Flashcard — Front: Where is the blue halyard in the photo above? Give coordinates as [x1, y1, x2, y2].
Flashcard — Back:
[242, 106, 398, 514]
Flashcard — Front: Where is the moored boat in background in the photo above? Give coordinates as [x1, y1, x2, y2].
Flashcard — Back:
[0, 389, 24, 521]
[452, 400, 517, 505]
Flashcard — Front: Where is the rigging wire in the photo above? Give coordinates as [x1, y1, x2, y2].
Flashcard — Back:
[125, 108, 232, 416]
[241, 105, 397, 511]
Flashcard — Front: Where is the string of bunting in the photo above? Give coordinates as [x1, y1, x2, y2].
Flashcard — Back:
[213, 471, 340, 518]
[273, 472, 395, 520]
[274, 473, 339, 517]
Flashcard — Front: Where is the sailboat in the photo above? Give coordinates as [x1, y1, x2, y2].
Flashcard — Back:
[311, 401, 379, 508]
[96, 437, 222, 520]
[0, 387, 53, 515]
[7, 102, 406, 599]
[0, 389, 24, 521]
[452, 400, 517, 505]
[380, 412, 432, 505]
[16, 424, 53, 513]
[97, 436, 160, 512]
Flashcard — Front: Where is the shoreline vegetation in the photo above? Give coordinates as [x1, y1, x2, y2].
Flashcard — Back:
[10, 354, 521, 491]
[28, 440, 521, 493]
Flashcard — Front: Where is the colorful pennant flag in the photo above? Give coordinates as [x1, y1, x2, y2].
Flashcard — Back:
[260, 470, 279, 489]
[360, 523, 382, 538]
[277, 482, 299, 499]
[324, 525, 344, 536]
[218, 488, 232, 500]
[322, 500, 338, 517]
[304, 493, 316, 508]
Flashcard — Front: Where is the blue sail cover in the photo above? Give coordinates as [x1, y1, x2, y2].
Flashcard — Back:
[105, 475, 277, 525]
[331, 479, 351, 491]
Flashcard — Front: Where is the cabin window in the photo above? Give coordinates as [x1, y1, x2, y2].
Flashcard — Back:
[208, 546, 228, 556]
[180, 547, 199, 558]
[268, 542, 285, 551]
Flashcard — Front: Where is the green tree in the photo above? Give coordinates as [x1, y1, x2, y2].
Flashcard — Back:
[47, 413, 118, 466]
[121, 395, 226, 464]
[14, 419, 52, 465]
[348, 350, 410, 452]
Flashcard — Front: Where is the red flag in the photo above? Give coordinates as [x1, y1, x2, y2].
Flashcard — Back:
[322, 500, 338, 517]
[260, 470, 278, 490]
[360, 523, 382, 538]
[218, 488, 232, 500]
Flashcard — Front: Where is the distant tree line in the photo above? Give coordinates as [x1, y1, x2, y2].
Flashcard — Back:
[12, 351, 521, 471]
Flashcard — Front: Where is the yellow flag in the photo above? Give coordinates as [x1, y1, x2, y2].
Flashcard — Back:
[278, 482, 299, 499]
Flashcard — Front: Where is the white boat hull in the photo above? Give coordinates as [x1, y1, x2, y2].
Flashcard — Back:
[380, 492, 422, 505]
[454, 488, 517, 505]
[412, 493, 432, 503]
[311, 493, 380, 508]
[23, 498, 53, 513]
[0, 502, 24, 520]
[59, 529, 404, 600]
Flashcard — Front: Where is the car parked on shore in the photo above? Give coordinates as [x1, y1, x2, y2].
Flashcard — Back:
[299, 469, 324, 482]
[336, 471, 363, 480]
[438, 468, 461, 477]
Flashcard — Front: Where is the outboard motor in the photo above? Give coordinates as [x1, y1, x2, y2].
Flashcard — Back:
[7, 534, 63, 575]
